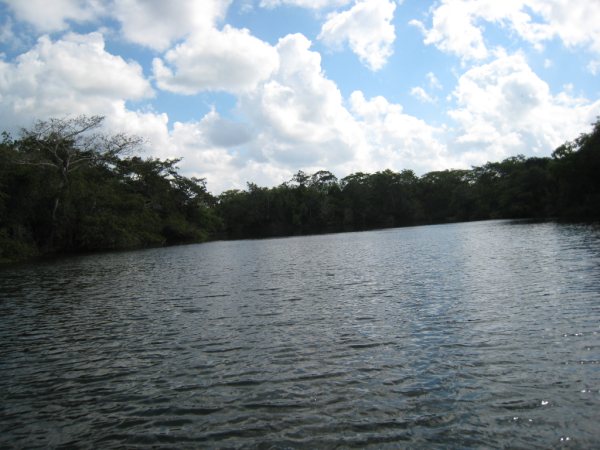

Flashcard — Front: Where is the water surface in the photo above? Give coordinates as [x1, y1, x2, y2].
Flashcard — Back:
[1, 220, 599, 448]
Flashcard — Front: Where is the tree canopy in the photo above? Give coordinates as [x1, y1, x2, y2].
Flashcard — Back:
[1, 116, 599, 262]
[0, 116, 220, 262]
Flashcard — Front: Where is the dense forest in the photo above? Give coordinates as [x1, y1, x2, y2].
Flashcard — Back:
[1, 115, 599, 263]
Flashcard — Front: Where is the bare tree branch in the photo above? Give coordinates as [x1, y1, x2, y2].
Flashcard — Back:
[15, 115, 143, 175]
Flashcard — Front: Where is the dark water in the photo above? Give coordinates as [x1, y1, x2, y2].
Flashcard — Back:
[1, 220, 599, 449]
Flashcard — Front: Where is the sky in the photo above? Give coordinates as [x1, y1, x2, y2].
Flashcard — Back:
[1, 0, 599, 194]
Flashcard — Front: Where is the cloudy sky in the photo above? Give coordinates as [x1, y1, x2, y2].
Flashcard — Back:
[1, 0, 599, 193]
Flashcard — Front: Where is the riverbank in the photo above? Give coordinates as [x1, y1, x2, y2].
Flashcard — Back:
[2, 117, 598, 264]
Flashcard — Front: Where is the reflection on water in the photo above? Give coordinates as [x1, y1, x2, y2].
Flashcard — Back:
[1, 220, 599, 448]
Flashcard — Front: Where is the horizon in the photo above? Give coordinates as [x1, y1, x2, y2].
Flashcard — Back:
[1, 0, 599, 193]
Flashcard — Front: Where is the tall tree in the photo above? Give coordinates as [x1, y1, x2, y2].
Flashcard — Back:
[15, 116, 143, 247]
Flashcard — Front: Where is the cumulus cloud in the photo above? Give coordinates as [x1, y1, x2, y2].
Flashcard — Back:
[141, 33, 364, 192]
[168, 120, 239, 182]
[2, 0, 234, 52]
[412, 0, 600, 62]
[410, 86, 436, 103]
[409, 2, 488, 61]
[168, 118, 294, 194]
[0, 17, 26, 51]
[2, 0, 597, 195]
[0, 30, 178, 168]
[168, 33, 454, 192]
[427, 72, 443, 90]
[318, 0, 397, 71]
[0, 32, 153, 130]
[112, 0, 231, 51]
[159, 109, 252, 171]
[448, 51, 600, 164]
[528, 1, 600, 53]
[153, 25, 279, 94]
[0, 28, 257, 194]
[409, 72, 442, 105]
[195, 109, 254, 148]
[238, 33, 362, 167]
[349, 91, 452, 173]
[2, 0, 104, 32]
[259, 0, 351, 9]
[0, 31, 254, 194]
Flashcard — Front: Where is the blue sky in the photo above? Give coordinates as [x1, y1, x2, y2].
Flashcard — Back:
[1, 0, 599, 193]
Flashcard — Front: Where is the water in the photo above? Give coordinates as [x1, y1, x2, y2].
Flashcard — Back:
[1, 220, 599, 448]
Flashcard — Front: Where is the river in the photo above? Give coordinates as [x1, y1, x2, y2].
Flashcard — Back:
[1, 220, 599, 448]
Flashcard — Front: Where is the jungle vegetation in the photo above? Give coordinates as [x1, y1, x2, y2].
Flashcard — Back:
[1, 115, 599, 262]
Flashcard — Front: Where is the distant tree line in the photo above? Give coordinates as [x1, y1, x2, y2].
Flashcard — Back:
[217, 118, 600, 237]
[1, 116, 599, 262]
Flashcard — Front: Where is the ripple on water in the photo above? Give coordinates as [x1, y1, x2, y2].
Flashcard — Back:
[1, 220, 599, 448]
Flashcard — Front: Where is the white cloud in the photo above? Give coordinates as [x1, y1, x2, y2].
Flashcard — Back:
[2, 0, 104, 32]
[413, 0, 600, 62]
[195, 109, 254, 148]
[448, 51, 600, 164]
[259, 0, 351, 9]
[168, 120, 239, 186]
[427, 72, 443, 90]
[409, 1, 488, 61]
[153, 25, 279, 94]
[0, 31, 176, 168]
[3, 0, 597, 196]
[145, 33, 363, 193]
[168, 117, 295, 194]
[318, 0, 396, 71]
[529, 1, 600, 53]
[238, 33, 362, 167]
[0, 23, 369, 193]
[410, 86, 436, 103]
[2, 0, 236, 52]
[409, 72, 442, 106]
[170, 32, 454, 192]
[0, 28, 256, 194]
[112, 0, 231, 51]
[159, 32, 458, 191]
[349, 91, 452, 174]
[0, 29, 248, 194]
[587, 60, 600, 76]
[0, 17, 22, 51]
[0, 32, 153, 130]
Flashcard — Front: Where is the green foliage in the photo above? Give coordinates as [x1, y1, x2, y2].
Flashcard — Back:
[0, 116, 219, 262]
[2, 116, 599, 262]
[0, 228, 38, 263]
[550, 119, 600, 218]
[216, 118, 600, 239]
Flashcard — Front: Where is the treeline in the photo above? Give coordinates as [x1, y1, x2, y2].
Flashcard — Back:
[0, 116, 220, 262]
[217, 119, 600, 237]
[1, 116, 599, 262]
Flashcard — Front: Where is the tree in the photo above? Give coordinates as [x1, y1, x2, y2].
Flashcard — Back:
[15, 115, 143, 247]
[289, 170, 310, 188]
[18, 115, 143, 178]
[309, 170, 338, 191]
[551, 118, 600, 217]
